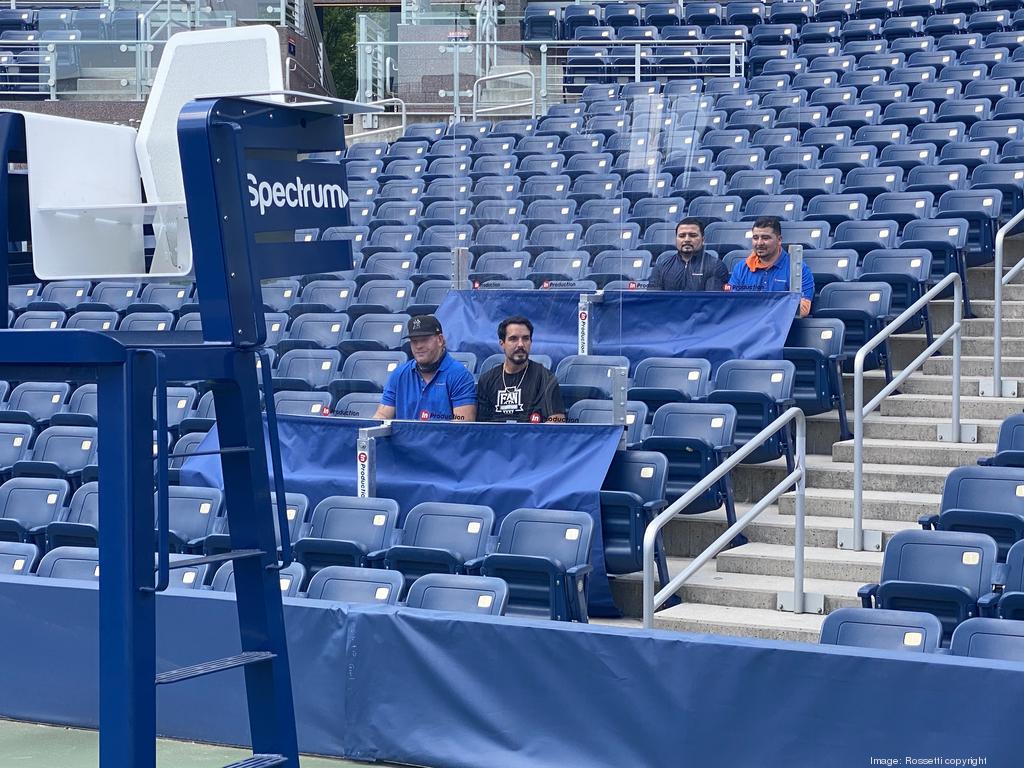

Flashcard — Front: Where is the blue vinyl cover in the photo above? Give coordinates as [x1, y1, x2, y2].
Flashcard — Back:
[0, 577, 1021, 767]
[435, 289, 799, 369]
[180, 417, 623, 616]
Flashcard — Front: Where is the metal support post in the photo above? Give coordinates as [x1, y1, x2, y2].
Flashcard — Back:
[357, 424, 392, 498]
[539, 45, 549, 114]
[633, 43, 641, 82]
[452, 246, 469, 286]
[577, 292, 602, 354]
[789, 243, 803, 299]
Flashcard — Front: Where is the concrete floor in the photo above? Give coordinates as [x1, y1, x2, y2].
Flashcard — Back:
[0, 719, 402, 767]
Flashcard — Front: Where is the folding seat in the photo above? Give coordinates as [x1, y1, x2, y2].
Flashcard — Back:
[470, 223, 528, 258]
[784, 317, 850, 435]
[702, 221, 756, 254]
[292, 496, 400, 578]
[779, 168, 843, 204]
[343, 159, 383, 182]
[782, 220, 831, 249]
[776, 106, 829, 132]
[277, 313, 348, 355]
[11, 426, 97, 488]
[852, 124, 908, 153]
[470, 136, 516, 163]
[763, 147, 819, 177]
[814, 281, 894, 377]
[35, 10, 69, 34]
[819, 607, 944, 651]
[576, 197, 630, 225]
[681, 1, 720, 26]
[0, 422, 32, 480]
[713, 147, 765, 176]
[685, 195, 743, 223]
[938, 63, 989, 89]
[617, 26, 659, 41]
[859, 51, 909, 74]
[470, 199, 523, 229]
[802, 21, 843, 43]
[669, 170, 726, 204]
[425, 135, 475, 160]
[360, 225, 419, 259]
[877, 142, 937, 173]
[969, 119, 1024, 151]
[743, 193, 804, 222]
[299, 565, 400, 605]
[993, 95, 1024, 121]
[749, 127, 801, 155]
[522, 199, 577, 228]
[878, 101, 934, 131]
[791, 43, 840, 66]
[402, 122, 447, 143]
[65, 311, 118, 332]
[345, 142, 387, 162]
[715, 93, 761, 120]
[755, 87, 801, 115]
[7, 283, 40, 312]
[625, 357, 710, 415]
[293, 280, 356, 315]
[259, 312, 287, 348]
[859, 529, 997, 642]
[902, 164, 968, 201]
[0, 476, 69, 544]
[518, 175, 572, 210]
[603, 133, 651, 163]
[937, 31, 985, 53]
[414, 224, 474, 259]
[770, 1, 813, 24]
[808, 54, 858, 76]
[960, 48, 1011, 67]
[341, 314, 410, 355]
[403, 574, 508, 615]
[35, 546, 99, 581]
[834, 217, 901, 255]
[888, 66, 938, 89]
[166, 432, 207, 484]
[840, 69, 890, 96]
[419, 178, 474, 212]
[948, 617, 1024, 660]
[513, 135, 559, 163]
[747, 44, 794, 76]
[559, 133, 604, 162]
[820, 145, 878, 178]
[800, 126, 854, 153]
[269, 390, 330, 419]
[528, 252, 591, 285]
[726, 1, 764, 26]
[925, 12, 968, 36]
[630, 196, 687, 226]
[843, 166, 904, 197]
[2, 381, 70, 425]
[272, 348, 342, 392]
[907, 48, 956, 68]
[805, 193, 870, 228]
[908, 124, 966, 155]
[327, 351, 407, 401]
[27, 280, 91, 312]
[842, 18, 885, 41]
[526, 223, 583, 260]
[762, 58, 809, 78]
[815, 0, 856, 22]
[862, 0, 901, 20]
[563, 151, 614, 182]
[935, 189, 1002, 266]
[859, 248, 933, 336]
[257, 279, 300, 314]
[751, 23, 798, 45]
[725, 169, 781, 204]
[726, 109, 776, 134]
[867, 192, 933, 231]
[211, 561, 306, 597]
[76, 281, 140, 314]
[490, 119, 537, 142]
[971, 162, 1024, 215]
[563, 4, 602, 38]
[554, 354, 630, 408]
[588, 250, 653, 286]
[804, 248, 861, 286]
[0, 540, 38, 575]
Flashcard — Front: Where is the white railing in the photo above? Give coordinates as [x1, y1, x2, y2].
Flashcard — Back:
[642, 407, 808, 628]
[985, 208, 1024, 398]
[347, 96, 407, 143]
[472, 69, 536, 120]
[849, 272, 968, 552]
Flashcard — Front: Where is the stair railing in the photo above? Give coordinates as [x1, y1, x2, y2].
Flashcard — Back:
[471, 69, 536, 120]
[642, 407, 808, 628]
[984, 207, 1024, 398]
[848, 271, 970, 553]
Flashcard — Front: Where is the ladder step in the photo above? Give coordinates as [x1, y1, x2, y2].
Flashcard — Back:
[163, 549, 265, 570]
[222, 755, 289, 768]
[156, 651, 275, 685]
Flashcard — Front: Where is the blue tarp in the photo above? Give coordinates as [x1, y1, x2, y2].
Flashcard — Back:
[435, 289, 800, 370]
[0, 577, 1019, 767]
[180, 417, 623, 616]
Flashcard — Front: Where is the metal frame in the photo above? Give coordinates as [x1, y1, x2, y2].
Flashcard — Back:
[846, 272, 973, 553]
[983, 207, 1024, 398]
[350, 96, 407, 142]
[472, 69, 537, 120]
[642, 407, 809, 628]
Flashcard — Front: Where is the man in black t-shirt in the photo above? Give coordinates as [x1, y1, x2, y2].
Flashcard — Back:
[476, 316, 566, 423]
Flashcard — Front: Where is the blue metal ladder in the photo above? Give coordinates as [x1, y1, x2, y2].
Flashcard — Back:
[0, 93, 369, 767]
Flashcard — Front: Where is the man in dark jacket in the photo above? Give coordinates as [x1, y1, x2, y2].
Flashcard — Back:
[647, 217, 730, 291]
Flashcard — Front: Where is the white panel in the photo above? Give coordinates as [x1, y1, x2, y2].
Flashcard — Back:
[137, 26, 284, 274]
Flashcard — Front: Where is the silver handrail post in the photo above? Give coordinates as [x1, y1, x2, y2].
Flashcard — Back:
[985, 207, 1024, 397]
[793, 409, 806, 614]
[952, 276, 962, 443]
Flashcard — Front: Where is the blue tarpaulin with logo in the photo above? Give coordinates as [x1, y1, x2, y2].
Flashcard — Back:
[180, 417, 624, 616]
[435, 289, 800, 371]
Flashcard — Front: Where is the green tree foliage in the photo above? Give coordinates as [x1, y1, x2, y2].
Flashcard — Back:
[321, 7, 390, 100]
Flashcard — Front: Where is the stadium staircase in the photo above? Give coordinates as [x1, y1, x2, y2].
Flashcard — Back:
[611, 243, 1024, 641]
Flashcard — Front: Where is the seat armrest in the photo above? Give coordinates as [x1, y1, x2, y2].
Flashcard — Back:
[462, 556, 484, 575]
[918, 513, 938, 529]
[566, 563, 593, 579]
[978, 591, 1001, 617]
[12, 461, 65, 480]
[858, 583, 878, 608]
[643, 499, 668, 516]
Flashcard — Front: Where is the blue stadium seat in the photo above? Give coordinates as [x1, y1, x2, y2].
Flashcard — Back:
[901, 218, 970, 291]
[304, 565, 403, 604]
[949, 617, 1024, 660]
[293, 496, 400, 576]
[211, 561, 306, 597]
[564, 5, 602, 38]
[335, 393, 383, 419]
[989, 539, 1024, 618]
[783, 168, 844, 202]
[36, 546, 99, 581]
[476, 508, 594, 622]
[203, 492, 310, 558]
[404, 573, 509, 615]
[626, 357, 710, 415]
[273, 390, 332, 418]
[14, 311, 65, 330]
[784, 317, 850, 437]
[920, 465, 1024, 560]
[328, 350, 407, 401]
[904, 163, 970, 195]
[859, 249, 933, 337]
[819, 607, 944, 652]
[831, 219, 900, 258]
[814, 282, 894, 379]
[273, 349, 342, 391]
[0, 422, 32, 479]
[160, 485, 224, 553]
[340, 313, 410, 354]
[859, 529, 998, 642]
[382, 502, 495, 594]
[640, 401, 742, 543]
[555, 354, 630, 408]
[295, 280, 356, 314]
[0, 476, 69, 543]
[0, 540, 38, 575]
[13, 424, 96, 484]
[803, 248, 861, 290]
[599, 449, 670, 580]
[84, 281, 142, 313]
[2, 381, 70, 426]
[806, 193, 870, 228]
[936, 189, 1002, 266]
[567, 398, 648, 444]
[706, 360, 796, 469]
[65, 311, 118, 332]
[771, 1, 813, 24]
[978, 414, 1024, 468]
[279, 313, 349, 354]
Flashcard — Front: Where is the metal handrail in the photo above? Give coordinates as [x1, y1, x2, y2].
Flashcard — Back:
[347, 96, 407, 142]
[642, 407, 807, 628]
[472, 69, 537, 120]
[990, 207, 1024, 395]
[851, 271, 963, 551]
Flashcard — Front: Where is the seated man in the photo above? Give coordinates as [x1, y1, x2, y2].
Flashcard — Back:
[476, 316, 565, 423]
[726, 215, 814, 317]
[374, 315, 476, 421]
[647, 217, 730, 291]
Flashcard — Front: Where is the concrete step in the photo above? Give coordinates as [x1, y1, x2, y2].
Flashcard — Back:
[777, 487, 940, 522]
[715, 542, 883, 581]
[878, 393, 1024, 421]
[733, 456, 952, 498]
[926, 317, 1024, 337]
[923, 354, 1024, 378]
[963, 275, 1024, 301]
[930, 298, 1024, 323]
[832, 437, 993, 467]
[812, 411, 1003, 445]
[663, 507, 915, 555]
[892, 334, 1024, 358]
[653, 603, 827, 643]
[610, 557, 863, 616]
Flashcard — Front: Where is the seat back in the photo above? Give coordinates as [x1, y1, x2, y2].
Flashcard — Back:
[404, 573, 509, 615]
[566, 399, 648, 444]
[819, 607, 943, 652]
[949, 617, 1024, 660]
[495, 508, 594, 567]
[712, 359, 795, 401]
[304, 495, 400, 550]
[0, 540, 38, 574]
[211, 561, 306, 597]
[304, 564, 403, 604]
[399, 502, 495, 559]
[36, 545, 99, 580]
[0, 477, 70, 534]
[30, 425, 97, 472]
[880, 529, 997, 600]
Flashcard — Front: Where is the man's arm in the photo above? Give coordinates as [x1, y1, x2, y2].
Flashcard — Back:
[453, 403, 477, 422]
[799, 263, 815, 318]
[373, 404, 396, 419]
[545, 373, 566, 422]
[647, 260, 664, 290]
[449, 366, 478, 422]
[711, 258, 730, 290]
[376, 370, 398, 419]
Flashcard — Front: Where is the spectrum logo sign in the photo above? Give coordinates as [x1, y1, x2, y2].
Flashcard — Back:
[247, 173, 349, 216]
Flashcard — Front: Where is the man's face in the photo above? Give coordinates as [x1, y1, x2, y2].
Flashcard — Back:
[751, 226, 782, 261]
[676, 224, 703, 256]
[410, 333, 445, 367]
[500, 324, 532, 366]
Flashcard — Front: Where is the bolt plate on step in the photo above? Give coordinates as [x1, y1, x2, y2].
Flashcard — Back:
[978, 377, 1019, 398]
[936, 422, 978, 443]
[837, 528, 884, 552]
[777, 591, 825, 615]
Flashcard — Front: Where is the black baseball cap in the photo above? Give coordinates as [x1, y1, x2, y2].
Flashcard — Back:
[404, 314, 443, 339]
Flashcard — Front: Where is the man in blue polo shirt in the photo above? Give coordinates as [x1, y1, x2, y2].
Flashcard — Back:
[374, 315, 477, 421]
[726, 215, 814, 317]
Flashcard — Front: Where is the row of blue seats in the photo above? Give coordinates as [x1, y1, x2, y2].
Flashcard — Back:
[820, 609, 1024, 659]
[0, 544, 513, 616]
[0, 10, 138, 39]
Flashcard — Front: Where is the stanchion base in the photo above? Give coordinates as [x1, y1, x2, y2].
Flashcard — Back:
[936, 423, 978, 443]
[777, 591, 824, 615]
[837, 529, 883, 552]
[979, 378, 1019, 398]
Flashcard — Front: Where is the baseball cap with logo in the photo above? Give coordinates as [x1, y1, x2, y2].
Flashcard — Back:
[404, 314, 443, 339]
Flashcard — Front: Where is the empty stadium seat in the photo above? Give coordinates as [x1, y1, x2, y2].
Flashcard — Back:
[784, 317, 851, 438]
[35, 546, 99, 581]
[627, 357, 710, 413]
[211, 561, 306, 597]
[404, 573, 509, 615]
[304, 564, 404, 604]
[45, 480, 99, 549]
[978, 414, 1024, 468]
[949, 617, 1024, 660]
[566, 399, 649, 445]
[600, 449, 670, 579]
[554, 354, 630, 407]
[293, 496, 400, 577]
[814, 282, 894, 380]
[819, 607, 944, 652]
[0, 540, 38, 575]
